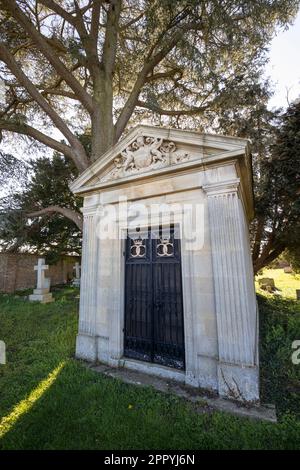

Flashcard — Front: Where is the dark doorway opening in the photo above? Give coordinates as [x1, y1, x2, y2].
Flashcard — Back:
[124, 225, 185, 370]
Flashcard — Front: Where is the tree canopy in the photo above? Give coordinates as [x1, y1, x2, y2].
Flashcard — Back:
[0, 1, 298, 165]
[0, 153, 82, 261]
[1, 100, 299, 271]
[251, 101, 300, 273]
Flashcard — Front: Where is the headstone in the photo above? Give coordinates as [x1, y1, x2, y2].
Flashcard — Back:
[284, 266, 293, 273]
[258, 278, 275, 291]
[296, 290, 300, 301]
[29, 258, 54, 303]
[0, 340, 5, 365]
[277, 260, 289, 268]
[72, 262, 81, 287]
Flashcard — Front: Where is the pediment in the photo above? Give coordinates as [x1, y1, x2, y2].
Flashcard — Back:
[70, 125, 249, 195]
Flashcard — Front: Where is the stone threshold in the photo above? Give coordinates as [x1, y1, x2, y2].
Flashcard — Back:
[86, 361, 277, 423]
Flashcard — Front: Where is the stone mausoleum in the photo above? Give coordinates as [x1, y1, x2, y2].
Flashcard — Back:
[70, 125, 259, 403]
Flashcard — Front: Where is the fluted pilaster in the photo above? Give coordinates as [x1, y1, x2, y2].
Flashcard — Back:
[78, 210, 98, 336]
[204, 180, 258, 367]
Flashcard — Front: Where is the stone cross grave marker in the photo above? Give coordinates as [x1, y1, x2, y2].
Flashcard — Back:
[29, 258, 54, 303]
[72, 262, 81, 287]
[74, 262, 81, 278]
[35, 258, 49, 289]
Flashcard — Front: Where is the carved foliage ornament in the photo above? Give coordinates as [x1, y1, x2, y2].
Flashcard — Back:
[101, 136, 190, 182]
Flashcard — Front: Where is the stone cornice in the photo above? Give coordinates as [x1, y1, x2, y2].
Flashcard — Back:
[70, 125, 254, 222]
[70, 125, 249, 195]
[202, 179, 240, 196]
[72, 149, 246, 196]
[81, 206, 99, 216]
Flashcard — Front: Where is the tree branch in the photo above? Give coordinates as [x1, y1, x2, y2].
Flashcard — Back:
[89, 0, 121, 157]
[39, 0, 77, 26]
[253, 244, 285, 275]
[2, 0, 94, 114]
[0, 43, 89, 172]
[0, 119, 76, 161]
[90, 0, 101, 57]
[101, 0, 122, 75]
[136, 100, 209, 116]
[120, 12, 144, 30]
[27, 206, 83, 231]
[115, 20, 202, 140]
[40, 0, 103, 80]
[41, 88, 78, 100]
[145, 68, 183, 83]
[73, 0, 103, 78]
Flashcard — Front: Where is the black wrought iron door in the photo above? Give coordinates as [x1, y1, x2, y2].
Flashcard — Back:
[124, 226, 185, 370]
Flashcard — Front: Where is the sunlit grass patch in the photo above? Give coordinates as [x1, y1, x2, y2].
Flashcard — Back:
[0, 287, 299, 449]
[256, 268, 300, 300]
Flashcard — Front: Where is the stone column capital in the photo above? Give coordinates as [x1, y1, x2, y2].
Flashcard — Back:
[81, 206, 99, 216]
[202, 178, 240, 197]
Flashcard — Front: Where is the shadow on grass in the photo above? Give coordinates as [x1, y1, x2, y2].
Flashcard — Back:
[0, 289, 78, 419]
[0, 290, 299, 449]
[1, 358, 300, 450]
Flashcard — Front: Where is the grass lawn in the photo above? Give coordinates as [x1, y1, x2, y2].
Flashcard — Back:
[0, 287, 299, 450]
[256, 268, 300, 300]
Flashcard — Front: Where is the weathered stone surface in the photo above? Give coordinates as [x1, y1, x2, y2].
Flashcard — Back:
[33, 287, 49, 295]
[76, 333, 97, 361]
[217, 363, 259, 403]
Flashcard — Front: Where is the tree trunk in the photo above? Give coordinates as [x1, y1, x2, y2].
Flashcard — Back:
[91, 73, 115, 161]
[253, 243, 285, 275]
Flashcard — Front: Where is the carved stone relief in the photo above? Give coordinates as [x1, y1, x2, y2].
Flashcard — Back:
[100, 136, 190, 182]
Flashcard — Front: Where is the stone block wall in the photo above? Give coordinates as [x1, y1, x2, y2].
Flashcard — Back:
[0, 253, 80, 293]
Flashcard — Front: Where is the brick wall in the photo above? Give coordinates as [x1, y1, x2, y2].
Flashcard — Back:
[0, 253, 80, 293]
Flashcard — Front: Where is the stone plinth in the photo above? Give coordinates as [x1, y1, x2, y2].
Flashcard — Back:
[29, 289, 54, 303]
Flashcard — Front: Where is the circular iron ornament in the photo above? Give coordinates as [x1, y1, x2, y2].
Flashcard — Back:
[157, 238, 174, 257]
[130, 238, 146, 258]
